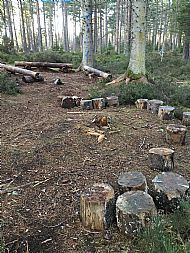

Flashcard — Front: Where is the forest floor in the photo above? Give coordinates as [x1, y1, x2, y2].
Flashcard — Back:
[1, 70, 190, 253]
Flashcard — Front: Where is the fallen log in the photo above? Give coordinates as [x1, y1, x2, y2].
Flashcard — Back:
[116, 191, 157, 236]
[22, 75, 44, 83]
[0, 63, 43, 80]
[83, 65, 112, 81]
[15, 61, 73, 69]
[80, 183, 115, 231]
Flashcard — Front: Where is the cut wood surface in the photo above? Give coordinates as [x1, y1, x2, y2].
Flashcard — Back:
[61, 96, 75, 109]
[182, 112, 190, 126]
[152, 172, 189, 211]
[92, 98, 106, 110]
[118, 171, 147, 193]
[158, 106, 175, 120]
[15, 61, 73, 69]
[83, 65, 112, 81]
[0, 63, 43, 80]
[149, 147, 175, 171]
[135, 99, 148, 109]
[147, 99, 164, 114]
[166, 124, 187, 145]
[80, 183, 115, 231]
[116, 191, 157, 236]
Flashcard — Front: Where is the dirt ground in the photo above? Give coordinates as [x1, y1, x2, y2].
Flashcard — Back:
[1, 70, 190, 253]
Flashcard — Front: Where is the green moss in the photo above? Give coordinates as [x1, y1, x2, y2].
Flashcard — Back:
[126, 69, 144, 80]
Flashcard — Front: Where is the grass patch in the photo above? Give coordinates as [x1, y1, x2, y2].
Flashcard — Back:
[0, 73, 20, 95]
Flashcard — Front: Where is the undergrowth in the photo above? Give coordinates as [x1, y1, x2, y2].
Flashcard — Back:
[0, 73, 20, 95]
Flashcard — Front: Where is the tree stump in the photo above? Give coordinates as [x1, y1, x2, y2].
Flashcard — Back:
[72, 96, 82, 107]
[81, 99, 93, 110]
[135, 99, 148, 109]
[147, 100, 164, 114]
[166, 124, 187, 145]
[80, 183, 115, 231]
[118, 171, 147, 193]
[152, 172, 189, 211]
[116, 191, 157, 236]
[22, 76, 35, 83]
[182, 112, 190, 126]
[92, 98, 106, 110]
[61, 96, 75, 109]
[106, 96, 119, 107]
[148, 147, 174, 171]
[158, 106, 175, 120]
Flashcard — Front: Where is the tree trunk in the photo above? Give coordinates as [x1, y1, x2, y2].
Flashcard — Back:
[15, 61, 73, 69]
[115, 0, 121, 53]
[93, 0, 98, 53]
[42, 2, 48, 50]
[10, 0, 19, 51]
[36, 1, 42, 51]
[127, 0, 146, 77]
[4, 0, 14, 48]
[18, 0, 27, 52]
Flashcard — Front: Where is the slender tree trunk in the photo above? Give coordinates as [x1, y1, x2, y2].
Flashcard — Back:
[104, 2, 108, 48]
[18, 0, 27, 52]
[4, 0, 14, 47]
[2, 0, 8, 37]
[64, 2, 69, 51]
[115, 0, 121, 53]
[43, 2, 48, 49]
[29, 0, 36, 51]
[99, 4, 103, 53]
[36, 1, 42, 51]
[10, 1, 19, 51]
[93, 0, 98, 53]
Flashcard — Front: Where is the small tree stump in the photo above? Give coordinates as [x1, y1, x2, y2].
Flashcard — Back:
[81, 99, 93, 110]
[116, 191, 157, 236]
[80, 183, 115, 231]
[22, 76, 35, 83]
[118, 171, 147, 193]
[92, 115, 111, 127]
[147, 100, 164, 114]
[61, 96, 75, 109]
[152, 172, 189, 211]
[158, 106, 175, 120]
[182, 112, 190, 126]
[148, 147, 174, 171]
[166, 124, 187, 145]
[72, 96, 82, 107]
[106, 96, 119, 107]
[92, 98, 106, 110]
[135, 99, 148, 109]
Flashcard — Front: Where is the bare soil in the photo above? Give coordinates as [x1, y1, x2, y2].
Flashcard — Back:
[1, 70, 190, 253]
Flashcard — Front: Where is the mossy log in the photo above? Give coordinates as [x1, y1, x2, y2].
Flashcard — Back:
[92, 98, 106, 110]
[0, 63, 43, 80]
[182, 112, 190, 126]
[80, 183, 115, 231]
[116, 191, 157, 236]
[61, 96, 75, 109]
[81, 99, 93, 110]
[106, 96, 119, 107]
[148, 147, 174, 171]
[158, 106, 175, 120]
[83, 65, 112, 81]
[118, 171, 147, 194]
[147, 100, 164, 114]
[152, 172, 189, 211]
[135, 99, 148, 109]
[166, 124, 187, 145]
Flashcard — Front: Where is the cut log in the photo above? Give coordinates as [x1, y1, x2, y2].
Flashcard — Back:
[83, 65, 112, 81]
[81, 99, 93, 110]
[116, 191, 157, 236]
[147, 99, 164, 114]
[92, 98, 106, 110]
[22, 76, 35, 83]
[61, 96, 75, 109]
[166, 124, 187, 145]
[80, 183, 115, 231]
[148, 147, 175, 171]
[72, 96, 82, 107]
[118, 171, 147, 194]
[135, 99, 149, 109]
[106, 96, 119, 107]
[15, 61, 73, 69]
[92, 115, 111, 127]
[152, 172, 189, 212]
[0, 63, 43, 80]
[158, 106, 175, 120]
[182, 112, 190, 126]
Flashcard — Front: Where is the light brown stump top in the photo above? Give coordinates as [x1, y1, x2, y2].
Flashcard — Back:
[166, 124, 187, 133]
[152, 172, 189, 200]
[149, 147, 174, 156]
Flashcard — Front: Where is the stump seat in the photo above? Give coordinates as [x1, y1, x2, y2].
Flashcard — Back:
[92, 98, 106, 110]
[81, 99, 93, 110]
[116, 191, 157, 236]
[158, 106, 175, 120]
[106, 96, 119, 107]
[118, 171, 147, 193]
[135, 99, 148, 109]
[147, 100, 164, 114]
[182, 112, 190, 126]
[166, 124, 187, 145]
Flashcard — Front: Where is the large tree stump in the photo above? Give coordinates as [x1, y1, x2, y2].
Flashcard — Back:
[166, 124, 187, 145]
[92, 98, 106, 110]
[147, 99, 164, 114]
[116, 191, 157, 236]
[61, 96, 75, 109]
[81, 99, 93, 110]
[182, 112, 190, 126]
[80, 183, 115, 231]
[118, 171, 147, 193]
[106, 96, 119, 107]
[152, 172, 189, 212]
[148, 147, 174, 171]
[158, 106, 175, 120]
[135, 99, 148, 109]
